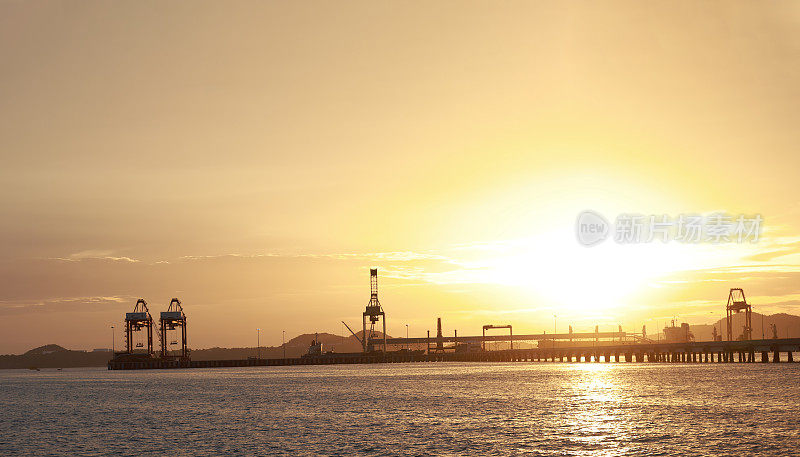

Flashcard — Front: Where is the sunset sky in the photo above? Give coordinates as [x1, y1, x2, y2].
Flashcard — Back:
[1, 1, 800, 353]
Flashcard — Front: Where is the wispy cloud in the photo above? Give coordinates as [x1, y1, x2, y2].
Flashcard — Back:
[48, 250, 140, 263]
[0, 295, 134, 316]
[744, 240, 800, 262]
[176, 250, 447, 262]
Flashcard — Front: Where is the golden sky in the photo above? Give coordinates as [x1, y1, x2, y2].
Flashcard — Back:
[1, 1, 799, 352]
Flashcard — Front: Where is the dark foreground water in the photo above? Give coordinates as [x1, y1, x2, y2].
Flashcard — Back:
[1, 362, 799, 456]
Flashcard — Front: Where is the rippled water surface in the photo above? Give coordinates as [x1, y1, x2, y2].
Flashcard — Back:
[1, 363, 799, 456]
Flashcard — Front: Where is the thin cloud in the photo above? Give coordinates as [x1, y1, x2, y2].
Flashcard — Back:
[47, 249, 140, 263]
[0, 295, 134, 316]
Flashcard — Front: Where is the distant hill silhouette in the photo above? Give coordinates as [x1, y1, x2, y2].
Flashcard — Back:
[690, 312, 800, 341]
[6, 313, 799, 369]
[0, 331, 390, 369]
[193, 330, 391, 360]
[0, 345, 113, 369]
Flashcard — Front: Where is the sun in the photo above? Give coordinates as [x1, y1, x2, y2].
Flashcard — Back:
[452, 228, 719, 320]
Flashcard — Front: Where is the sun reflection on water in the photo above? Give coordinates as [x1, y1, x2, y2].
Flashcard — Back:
[562, 364, 632, 455]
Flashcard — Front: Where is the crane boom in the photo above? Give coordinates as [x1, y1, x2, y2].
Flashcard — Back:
[341, 321, 363, 346]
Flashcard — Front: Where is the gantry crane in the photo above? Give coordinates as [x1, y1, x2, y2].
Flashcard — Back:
[726, 288, 752, 341]
[125, 299, 154, 356]
[159, 298, 188, 359]
[482, 324, 513, 351]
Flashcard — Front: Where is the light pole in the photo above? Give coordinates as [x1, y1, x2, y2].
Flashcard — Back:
[111, 325, 115, 354]
[282, 330, 286, 359]
[405, 324, 409, 351]
[257, 328, 261, 360]
[553, 315, 557, 335]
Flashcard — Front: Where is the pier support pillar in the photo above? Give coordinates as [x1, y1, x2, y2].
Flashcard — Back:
[773, 350, 780, 362]
[761, 351, 769, 363]
[788, 351, 793, 363]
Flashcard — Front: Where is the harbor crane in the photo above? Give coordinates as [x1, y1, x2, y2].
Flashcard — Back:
[483, 324, 513, 351]
[125, 299, 154, 356]
[159, 298, 188, 359]
[342, 321, 363, 347]
[726, 288, 752, 341]
[362, 268, 387, 353]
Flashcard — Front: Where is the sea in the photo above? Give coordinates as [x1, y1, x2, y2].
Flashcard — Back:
[1, 362, 798, 456]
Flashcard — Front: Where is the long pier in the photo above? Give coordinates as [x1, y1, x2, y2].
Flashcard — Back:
[108, 337, 800, 370]
[383, 331, 627, 345]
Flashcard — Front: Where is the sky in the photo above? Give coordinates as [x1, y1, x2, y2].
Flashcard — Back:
[1, 1, 800, 353]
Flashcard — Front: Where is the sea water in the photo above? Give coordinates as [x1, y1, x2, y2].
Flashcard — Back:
[1, 363, 798, 456]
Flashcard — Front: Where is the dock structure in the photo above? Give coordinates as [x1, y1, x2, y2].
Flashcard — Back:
[159, 298, 188, 360]
[108, 281, 799, 371]
[384, 330, 629, 348]
[108, 337, 800, 370]
[362, 268, 387, 353]
[124, 299, 154, 356]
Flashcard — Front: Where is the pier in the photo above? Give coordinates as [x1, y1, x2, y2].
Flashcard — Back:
[108, 337, 800, 370]
[108, 271, 800, 370]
